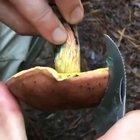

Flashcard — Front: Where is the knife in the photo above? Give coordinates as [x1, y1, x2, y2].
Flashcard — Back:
[92, 35, 127, 135]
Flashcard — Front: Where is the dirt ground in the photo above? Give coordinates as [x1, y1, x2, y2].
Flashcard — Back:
[25, 0, 140, 139]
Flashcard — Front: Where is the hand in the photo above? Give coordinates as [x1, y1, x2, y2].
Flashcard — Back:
[0, 83, 27, 140]
[98, 110, 140, 140]
[0, 0, 84, 44]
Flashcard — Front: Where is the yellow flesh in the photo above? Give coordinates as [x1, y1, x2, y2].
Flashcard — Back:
[8, 67, 80, 81]
[55, 24, 80, 73]
[9, 66, 107, 82]
[47, 67, 80, 81]
[47, 67, 108, 81]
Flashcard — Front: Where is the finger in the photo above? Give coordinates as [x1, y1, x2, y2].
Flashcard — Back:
[55, 0, 84, 24]
[0, 83, 27, 140]
[0, 0, 37, 35]
[10, 0, 67, 44]
[98, 110, 140, 140]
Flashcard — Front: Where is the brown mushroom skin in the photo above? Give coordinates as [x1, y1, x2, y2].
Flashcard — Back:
[6, 67, 109, 111]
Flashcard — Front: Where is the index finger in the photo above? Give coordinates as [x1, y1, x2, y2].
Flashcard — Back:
[9, 0, 67, 44]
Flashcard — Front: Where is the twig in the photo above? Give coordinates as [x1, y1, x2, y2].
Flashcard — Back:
[127, 39, 140, 51]
[68, 116, 82, 130]
[80, 127, 96, 137]
[117, 28, 126, 47]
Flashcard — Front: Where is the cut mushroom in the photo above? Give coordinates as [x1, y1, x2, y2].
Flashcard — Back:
[6, 24, 109, 110]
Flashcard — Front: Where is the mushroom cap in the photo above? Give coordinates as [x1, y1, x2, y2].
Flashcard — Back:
[6, 67, 109, 110]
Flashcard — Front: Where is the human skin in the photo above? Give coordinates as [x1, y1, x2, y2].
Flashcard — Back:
[0, 83, 27, 140]
[0, 0, 84, 44]
[0, 83, 140, 140]
[98, 110, 140, 140]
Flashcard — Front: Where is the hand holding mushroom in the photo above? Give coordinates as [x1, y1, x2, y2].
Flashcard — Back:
[0, 0, 84, 44]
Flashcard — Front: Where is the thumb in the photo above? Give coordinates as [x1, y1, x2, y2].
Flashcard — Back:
[0, 83, 27, 140]
[98, 110, 140, 140]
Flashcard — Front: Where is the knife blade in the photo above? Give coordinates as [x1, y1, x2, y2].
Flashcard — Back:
[92, 34, 126, 135]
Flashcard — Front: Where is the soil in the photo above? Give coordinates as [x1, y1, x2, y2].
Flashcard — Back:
[24, 0, 140, 139]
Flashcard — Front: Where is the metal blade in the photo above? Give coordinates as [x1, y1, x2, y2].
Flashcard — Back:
[92, 35, 126, 135]
[104, 34, 126, 115]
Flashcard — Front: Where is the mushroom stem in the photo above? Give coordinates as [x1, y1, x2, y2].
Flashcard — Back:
[55, 24, 80, 73]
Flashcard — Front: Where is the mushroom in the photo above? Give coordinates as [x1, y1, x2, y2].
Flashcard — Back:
[6, 25, 109, 110]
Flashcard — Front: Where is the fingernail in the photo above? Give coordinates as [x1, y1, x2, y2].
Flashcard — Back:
[52, 27, 67, 44]
[70, 6, 84, 24]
